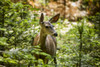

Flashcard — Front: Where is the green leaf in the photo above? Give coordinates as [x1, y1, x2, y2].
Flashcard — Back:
[0, 28, 6, 31]
[0, 37, 8, 45]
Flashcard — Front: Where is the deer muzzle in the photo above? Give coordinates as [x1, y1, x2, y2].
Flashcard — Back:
[53, 33, 58, 36]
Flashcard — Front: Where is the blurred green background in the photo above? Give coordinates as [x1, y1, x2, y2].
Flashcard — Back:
[0, 0, 100, 67]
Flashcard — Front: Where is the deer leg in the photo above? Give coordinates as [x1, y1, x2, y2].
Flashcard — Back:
[54, 57, 57, 67]
[34, 62, 38, 66]
[43, 58, 48, 67]
[34, 58, 38, 66]
[43, 58, 48, 64]
[34, 55, 39, 66]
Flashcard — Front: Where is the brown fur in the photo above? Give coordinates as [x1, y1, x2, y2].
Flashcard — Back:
[33, 33, 57, 56]
[33, 13, 60, 66]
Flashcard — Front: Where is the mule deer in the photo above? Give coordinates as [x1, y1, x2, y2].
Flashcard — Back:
[33, 13, 60, 66]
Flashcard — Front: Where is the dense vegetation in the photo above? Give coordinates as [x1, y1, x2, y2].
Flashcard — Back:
[0, 0, 100, 67]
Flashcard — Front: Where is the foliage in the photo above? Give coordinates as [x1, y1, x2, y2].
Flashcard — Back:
[56, 19, 100, 66]
[82, 0, 100, 15]
[89, 13, 100, 36]
[0, 0, 100, 67]
[0, 0, 39, 66]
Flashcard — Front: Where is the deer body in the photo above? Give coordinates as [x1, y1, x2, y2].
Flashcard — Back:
[34, 33, 57, 56]
[33, 13, 60, 66]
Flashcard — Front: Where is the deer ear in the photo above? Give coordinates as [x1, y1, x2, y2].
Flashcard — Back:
[39, 13, 44, 24]
[49, 13, 60, 23]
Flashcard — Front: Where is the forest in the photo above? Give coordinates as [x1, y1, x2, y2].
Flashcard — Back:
[0, 0, 100, 67]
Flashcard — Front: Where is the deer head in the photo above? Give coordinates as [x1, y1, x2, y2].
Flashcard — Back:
[39, 13, 60, 37]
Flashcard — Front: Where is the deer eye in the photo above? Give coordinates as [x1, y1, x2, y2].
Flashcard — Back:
[45, 26, 49, 28]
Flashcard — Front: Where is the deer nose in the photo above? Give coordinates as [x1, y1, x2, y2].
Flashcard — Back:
[54, 33, 58, 36]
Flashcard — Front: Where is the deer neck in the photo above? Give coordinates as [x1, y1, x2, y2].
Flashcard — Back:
[40, 28, 47, 49]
